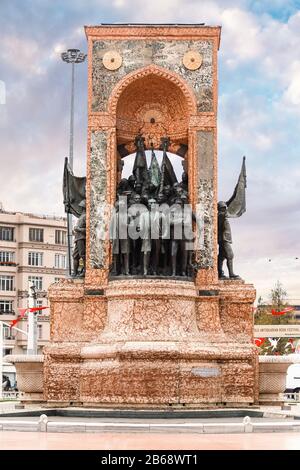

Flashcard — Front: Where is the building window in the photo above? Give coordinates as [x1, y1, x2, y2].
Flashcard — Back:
[0, 251, 14, 264]
[0, 226, 14, 241]
[55, 254, 66, 269]
[3, 348, 12, 357]
[3, 326, 14, 339]
[37, 324, 43, 340]
[28, 276, 43, 291]
[0, 300, 13, 313]
[28, 252, 43, 266]
[0, 275, 14, 291]
[29, 228, 44, 242]
[55, 230, 67, 245]
[54, 277, 62, 283]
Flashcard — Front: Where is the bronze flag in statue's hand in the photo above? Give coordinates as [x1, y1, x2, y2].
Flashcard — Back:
[149, 148, 161, 188]
[226, 156, 247, 218]
[63, 157, 86, 217]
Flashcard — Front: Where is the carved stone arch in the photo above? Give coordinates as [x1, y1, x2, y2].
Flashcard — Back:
[107, 65, 196, 151]
[108, 64, 197, 117]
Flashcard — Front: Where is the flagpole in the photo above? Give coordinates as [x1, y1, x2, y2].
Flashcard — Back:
[67, 213, 72, 277]
[66, 160, 72, 277]
[27, 282, 38, 355]
[61, 49, 86, 276]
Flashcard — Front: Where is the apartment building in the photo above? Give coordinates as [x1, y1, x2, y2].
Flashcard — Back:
[0, 207, 67, 384]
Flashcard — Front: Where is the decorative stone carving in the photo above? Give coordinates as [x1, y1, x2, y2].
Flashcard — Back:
[92, 40, 212, 113]
[102, 50, 122, 70]
[183, 50, 203, 70]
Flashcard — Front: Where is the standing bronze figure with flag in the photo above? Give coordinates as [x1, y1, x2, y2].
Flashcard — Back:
[63, 157, 86, 276]
[218, 156, 247, 279]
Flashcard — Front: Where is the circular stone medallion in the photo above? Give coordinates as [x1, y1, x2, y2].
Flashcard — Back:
[182, 51, 203, 71]
[103, 51, 122, 70]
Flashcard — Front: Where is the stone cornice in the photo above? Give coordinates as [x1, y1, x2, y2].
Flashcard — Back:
[88, 114, 116, 129]
[189, 114, 216, 128]
[85, 25, 221, 49]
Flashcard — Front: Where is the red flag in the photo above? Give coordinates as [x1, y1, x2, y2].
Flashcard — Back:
[271, 307, 294, 316]
[18, 308, 28, 316]
[9, 308, 28, 327]
[255, 338, 265, 347]
[29, 306, 49, 312]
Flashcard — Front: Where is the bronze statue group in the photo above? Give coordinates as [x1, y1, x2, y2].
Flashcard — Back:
[64, 136, 247, 280]
[110, 136, 195, 277]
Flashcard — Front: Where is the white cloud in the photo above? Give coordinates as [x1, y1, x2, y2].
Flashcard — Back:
[112, 0, 126, 7]
[0, 35, 45, 76]
[220, 8, 262, 61]
[282, 61, 300, 106]
[0, 80, 6, 104]
[236, 257, 300, 301]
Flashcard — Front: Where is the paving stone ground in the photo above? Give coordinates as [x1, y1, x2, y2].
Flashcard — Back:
[1, 431, 300, 450]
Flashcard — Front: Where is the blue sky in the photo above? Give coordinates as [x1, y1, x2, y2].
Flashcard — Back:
[0, 0, 299, 300]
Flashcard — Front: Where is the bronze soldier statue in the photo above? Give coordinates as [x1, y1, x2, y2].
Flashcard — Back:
[170, 197, 187, 277]
[133, 135, 148, 186]
[128, 193, 144, 274]
[140, 198, 167, 276]
[109, 198, 130, 275]
[73, 199, 86, 277]
[217, 201, 240, 279]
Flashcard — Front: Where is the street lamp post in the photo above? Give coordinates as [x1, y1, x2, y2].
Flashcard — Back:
[27, 282, 38, 355]
[61, 48, 86, 276]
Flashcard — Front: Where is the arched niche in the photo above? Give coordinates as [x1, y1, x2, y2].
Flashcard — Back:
[109, 65, 196, 153]
[108, 66, 195, 200]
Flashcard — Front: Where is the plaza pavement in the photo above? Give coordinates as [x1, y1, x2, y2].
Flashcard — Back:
[1, 401, 300, 450]
[1, 431, 300, 450]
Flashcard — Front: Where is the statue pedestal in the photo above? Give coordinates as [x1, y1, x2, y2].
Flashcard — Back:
[44, 278, 258, 407]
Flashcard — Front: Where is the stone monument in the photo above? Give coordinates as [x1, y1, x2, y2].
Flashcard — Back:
[44, 24, 258, 407]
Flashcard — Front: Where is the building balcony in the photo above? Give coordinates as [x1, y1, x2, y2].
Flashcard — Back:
[0, 240, 17, 248]
[0, 289, 16, 297]
[0, 263, 18, 273]
[0, 311, 15, 320]
[17, 289, 47, 299]
[3, 336, 17, 346]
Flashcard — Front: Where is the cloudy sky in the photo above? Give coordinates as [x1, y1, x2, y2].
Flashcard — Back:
[0, 0, 299, 300]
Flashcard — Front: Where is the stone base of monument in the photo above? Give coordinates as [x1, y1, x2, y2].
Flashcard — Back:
[5, 355, 44, 404]
[44, 278, 258, 407]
